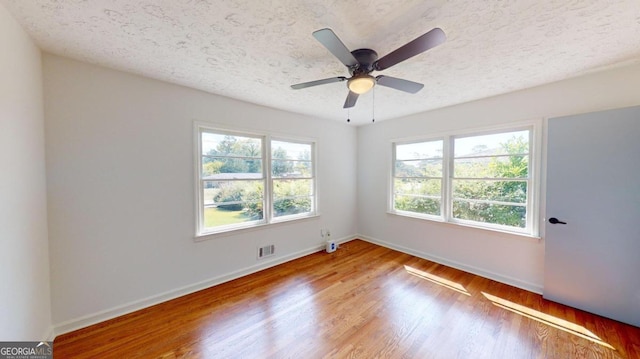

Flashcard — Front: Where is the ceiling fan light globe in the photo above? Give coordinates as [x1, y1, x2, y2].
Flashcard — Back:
[347, 75, 375, 94]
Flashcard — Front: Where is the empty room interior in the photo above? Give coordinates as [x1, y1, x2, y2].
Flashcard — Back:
[2, 1, 640, 358]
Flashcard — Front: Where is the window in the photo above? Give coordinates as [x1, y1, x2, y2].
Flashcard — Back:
[452, 130, 530, 230]
[271, 140, 315, 218]
[391, 125, 538, 236]
[393, 140, 444, 217]
[199, 131, 265, 232]
[196, 126, 316, 236]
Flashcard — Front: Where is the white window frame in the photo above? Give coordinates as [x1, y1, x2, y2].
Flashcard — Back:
[195, 123, 317, 238]
[390, 121, 541, 237]
[392, 138, 445, 221]
[270, 137, 317, 223]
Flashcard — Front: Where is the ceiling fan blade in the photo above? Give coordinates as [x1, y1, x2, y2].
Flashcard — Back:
[374, 28, 446, 71]
[291, 77, 347, 89]
[343, 91, 359, 108]
[312, 28, 359, 68]
[376, 75, 424, 93]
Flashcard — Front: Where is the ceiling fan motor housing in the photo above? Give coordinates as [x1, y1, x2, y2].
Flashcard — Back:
[349, 49, 378, 75]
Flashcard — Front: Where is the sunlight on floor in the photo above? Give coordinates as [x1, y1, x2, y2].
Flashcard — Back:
[404, 265, 470, 296]
[481, 292, 616, 350]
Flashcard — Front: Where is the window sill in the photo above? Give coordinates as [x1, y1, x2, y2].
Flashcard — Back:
[194, 213, 321, 242]
[386, 211, 541, 242]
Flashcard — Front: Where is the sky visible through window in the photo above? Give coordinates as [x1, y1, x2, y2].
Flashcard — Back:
[455, 130, 529, 156]
[202, 133, 309, 159]
[396, 140, 442, 160]
[396, 131, 528, 160]
[271, 140, 310, 160]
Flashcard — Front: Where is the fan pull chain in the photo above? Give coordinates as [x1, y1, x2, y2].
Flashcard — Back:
[372, 87, 376, 123]
[347, 108, 351, 123]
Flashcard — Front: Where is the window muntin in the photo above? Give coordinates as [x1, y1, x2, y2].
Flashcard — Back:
[271, 140, 315, 219]
[392, 126, 537, 235]
[197, 127, 316, 236]
[393, 140, 444, 217]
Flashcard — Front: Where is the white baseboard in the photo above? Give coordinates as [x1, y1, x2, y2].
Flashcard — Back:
[53, 235, 358, 338]
[53, 233, 539, 339]
[356, 234, 543, 295]
[42, 325, 55, 342]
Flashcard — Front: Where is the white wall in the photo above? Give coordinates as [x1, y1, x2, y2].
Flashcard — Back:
[357, 63, 640, 293]
[43, 54, 357, 332]
[0, 4, 52, 340]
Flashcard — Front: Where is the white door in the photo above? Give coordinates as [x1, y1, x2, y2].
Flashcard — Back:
[544, 106, 640, 327]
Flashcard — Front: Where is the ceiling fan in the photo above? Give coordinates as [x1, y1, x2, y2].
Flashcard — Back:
[291, 27, 446, 108]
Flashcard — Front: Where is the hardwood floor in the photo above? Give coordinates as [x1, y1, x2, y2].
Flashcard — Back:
[54, 239, 640, 358]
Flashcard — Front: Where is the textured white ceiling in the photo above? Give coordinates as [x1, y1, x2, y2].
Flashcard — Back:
[3, 0, 640, 125]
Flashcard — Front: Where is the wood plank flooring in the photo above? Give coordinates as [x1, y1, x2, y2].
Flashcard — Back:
[54, 239, 640, 358]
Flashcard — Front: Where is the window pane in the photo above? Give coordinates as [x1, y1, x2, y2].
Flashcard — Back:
[451, 129, 531, 230]
[272, 141, 312, 160]
[394, 195, 441, 216]
[393, 140, 443, 217]
[271, 140, 315, 218]
[453, 200, 526, 228]
[202, 158, 263, 177]
[203, 202, 264, 229]
[273, 179, 313, 217]
[394, 178, 442, 197]
[452, 180, 527, 204]
[273, 179, 312, 198]
[204, 180, 264, 207]
[395, 159, 443, 177]
[203, 182, 217, 206]
[272, 160, 312, 178]
[396, 140, 443, 160]
[202, 132, 262, 158]
[273, 198, 313, 217]
[453, 156, 528, 178]
[454, 130, 529, 157]
[202, 180, 264, 229]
